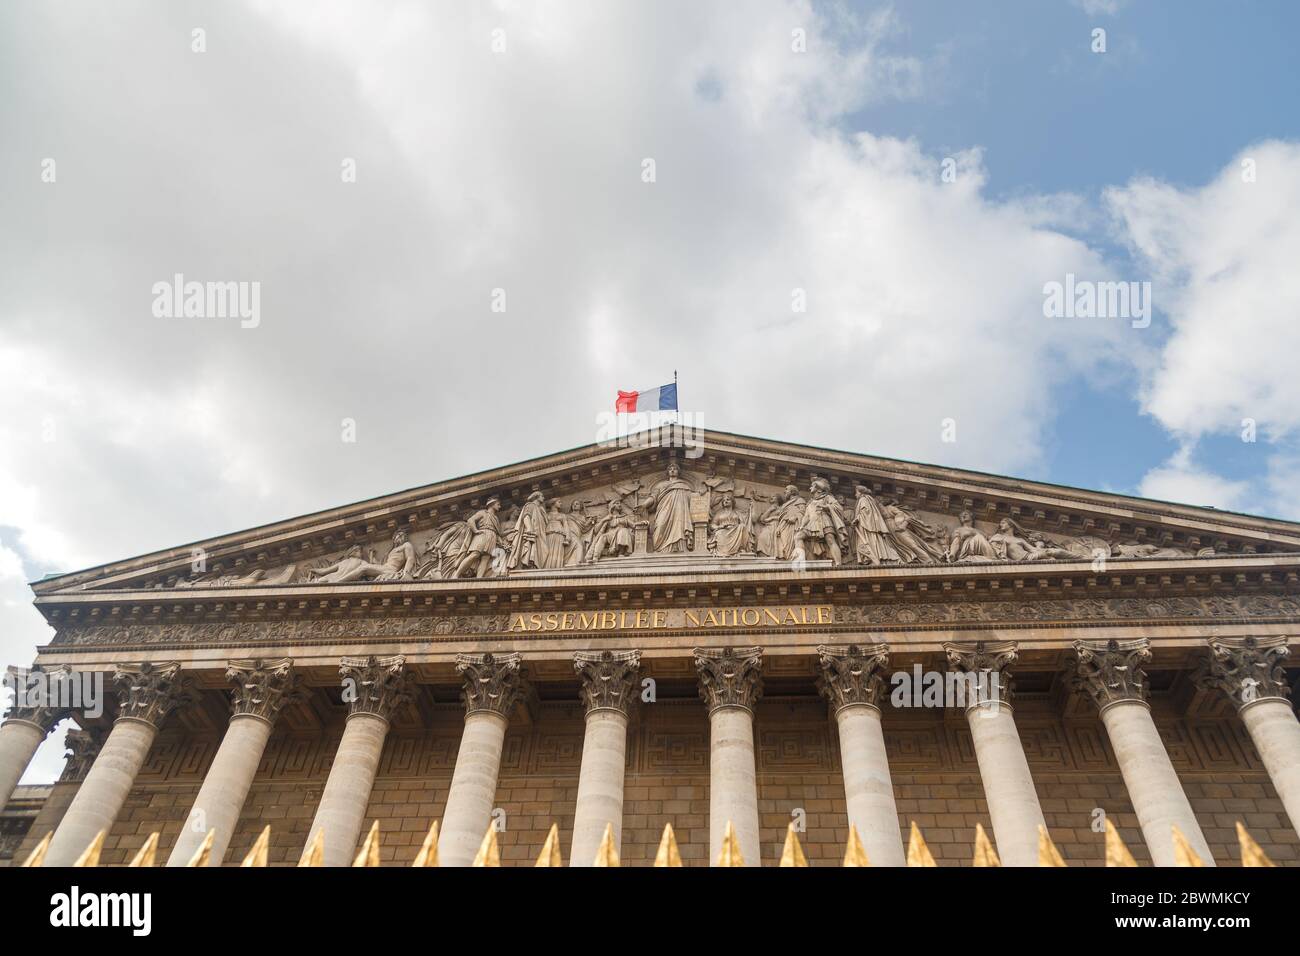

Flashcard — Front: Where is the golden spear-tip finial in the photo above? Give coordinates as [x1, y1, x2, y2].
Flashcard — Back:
[1104, 819, 1137, 867]
[1171, 826, 1205, 867]
[128, 833, 160, 867]
[73, 830, 107, 868]
[297, 829, 324, 867]
[20, 831, 52, 868]
[907, 821, 936, 867]
[186, 828, 217, 867]
[352, 821, 380, 867]
[534, 822, 562, 867]
[780, 823, 808, 867]
[716, 820, 745, 867]
[1037, 825, 1067, 867]
[472, 824, 501, 867]
[653, 823, 682, 867]
[413, 821, 440, 867]
[1236, 821, 1275, 867]
[593, 822, 620, 867]
[972, 823, 1000, 867]
[241, 825, 271, 867]
[842, 824, 870, 867]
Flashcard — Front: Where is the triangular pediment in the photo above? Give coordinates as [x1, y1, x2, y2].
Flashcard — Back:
[33, 428, 1300, 598]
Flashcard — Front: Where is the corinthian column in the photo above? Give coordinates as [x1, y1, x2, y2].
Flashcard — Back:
[45, 662, 195, 867]
[1069, 638, 1214, 866]
[304, 656, 411, 867]
[816, 644, 905, 866]
[167, 659, 299, 866]
[1198, 636, 1300, 835]
[945, 641, 1045, 867]
[0, 665, 71, 808]
[571, 650, 640, 867]
[437, 653, 526, 867]
[695, 646, 763, 867]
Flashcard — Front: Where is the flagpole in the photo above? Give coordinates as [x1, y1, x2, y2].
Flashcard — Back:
[673, 369, 678, 428]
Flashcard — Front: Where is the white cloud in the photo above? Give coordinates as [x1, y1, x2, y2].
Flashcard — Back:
[1137, 446, 1250, 511]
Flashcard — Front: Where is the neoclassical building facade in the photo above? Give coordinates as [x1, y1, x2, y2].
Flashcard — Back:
[3, 429, 1299, 866]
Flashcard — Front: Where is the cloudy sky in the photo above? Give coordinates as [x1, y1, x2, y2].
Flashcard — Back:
[2, 0, 1298, 781]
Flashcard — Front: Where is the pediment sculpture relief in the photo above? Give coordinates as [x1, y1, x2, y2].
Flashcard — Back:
[164, 468, 1233, 588]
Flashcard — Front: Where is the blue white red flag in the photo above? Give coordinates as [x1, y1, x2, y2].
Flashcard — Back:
[615, 382, 677, 413]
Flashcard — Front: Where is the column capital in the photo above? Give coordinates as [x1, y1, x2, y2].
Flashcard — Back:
[1067, 638, 1151, 711]
[339, 656, 412, 722]
[694, 646, 763, 714]
[456, 652, 525, 718]
[816, 644, 889, 712]
[574, 650, 641, 716]
[227, 658, 301, 724]
[1196, 636, 1291, 710]
[2, 664, 73, 732]
[59, 727, 105, 784]
[945, 640, 1018, 708]
[114, 662, 196, 729]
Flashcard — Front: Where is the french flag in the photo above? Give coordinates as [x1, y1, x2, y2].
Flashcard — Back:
[615, 382, 678, 413]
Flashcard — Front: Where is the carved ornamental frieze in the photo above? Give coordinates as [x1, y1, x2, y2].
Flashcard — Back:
[228, 658, 300, 724]
[1067, 638, 1152, 710]
[945, 640, 1018, 708]
[457, 652, 526, 718]
[1196, 636, 1292, 709]
[816, 644, 889, 711]
[574, 650, 641, 716]
[695, 646, 763, 714]
[59, 728, 104, 783]
[339, 655, 412, 722]
[114, 661, 196, 728]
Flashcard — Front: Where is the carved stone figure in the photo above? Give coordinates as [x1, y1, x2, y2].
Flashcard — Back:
[946, 511, 996, 563]
[1109, 541, 1193, 559]
[754, 485, 805, 560]
[175, 565, 297, 588]
[852, 486, 903, 565]
[507, 491, 552, 571]
[988, 518, 1036, 561]
[647, 463, 697, 553]
[587, 500, 637, 562]
[795, 478, 849, 565]
[880, 498, 945, 564]
[452, 498, 508, 578]
[542, 500, 588, 568]
[309, 530, 416, 583]
[708, 492, 753, 557]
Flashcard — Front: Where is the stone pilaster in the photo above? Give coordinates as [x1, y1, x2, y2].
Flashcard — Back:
[438, 653, 526, 866]
[696, 647, 763, 866]
[1198, 637, 1300, 835]
[817, 644, 904, 866]
[305, 656, 411, 866]
[0, 665, 73, 809]
[570, 650, 640, 866]
[945, 641, 1044, 866]
[168, 659, 299, 866]
[1068, 639, 1214, 866]
[45, 662, 195, 867]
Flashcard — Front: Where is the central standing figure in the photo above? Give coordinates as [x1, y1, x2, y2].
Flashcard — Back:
[647, 462, 696, 552]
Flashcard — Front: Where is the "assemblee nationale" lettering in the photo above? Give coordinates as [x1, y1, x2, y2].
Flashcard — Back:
[506, 605, 834, 633]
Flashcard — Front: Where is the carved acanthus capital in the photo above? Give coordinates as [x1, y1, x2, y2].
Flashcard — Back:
[114, 662, 196, 729]
[228, 658, 300, 724]
[1196, 637, 1291, 709]
[694, 646, 763, 714]
[59, 727, 105, 783]
[457, 652, 526, 718]
[1067, 638, 1151, 711]
[2, 665, 74, 731]
[339, 656, 412, 722]
[944, 640, 1018, 707]
[574, 650, 641, 716]
[816, 644, 889, 711]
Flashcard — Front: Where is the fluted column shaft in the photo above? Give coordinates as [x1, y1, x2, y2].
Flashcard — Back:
[1072, 638, 1213, 866]
[965, 701, 1045, 866]
[1238, 699, 1300, 833]
[817, 644, 904, 865]
[0, 720, 49, 809]
[570, 650, 639, 867]
[437, 652, 526, 867]
[304, 656, 410, 866]
[696, 647, 763, 867]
